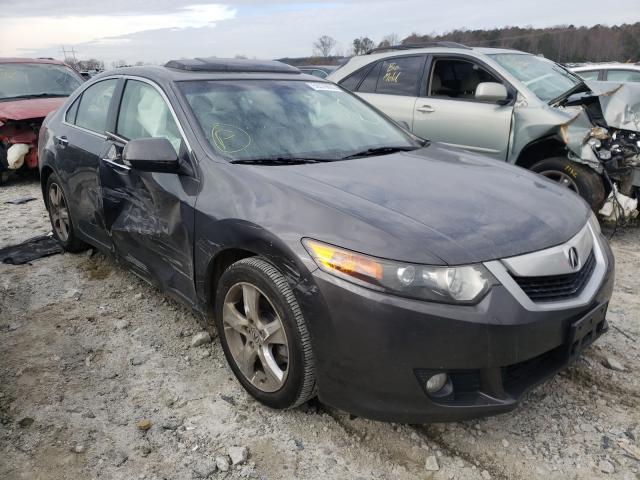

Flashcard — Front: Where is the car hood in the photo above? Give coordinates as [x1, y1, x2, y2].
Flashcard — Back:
[0, 97, 66, 122]
[250, 143, 590, 265]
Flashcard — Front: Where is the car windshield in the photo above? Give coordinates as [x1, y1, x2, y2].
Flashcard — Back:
[489, 53, 582, 103]
[178, 79, 419, 162]
[0, 63, 83, 101]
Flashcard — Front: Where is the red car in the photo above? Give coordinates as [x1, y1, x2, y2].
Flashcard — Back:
[0, 58, 83, 184]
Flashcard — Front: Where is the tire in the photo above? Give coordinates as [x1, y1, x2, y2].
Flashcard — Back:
[214, 257, 316, 409]
[45, 173, 88, 252]
[530, 157, 606, 211]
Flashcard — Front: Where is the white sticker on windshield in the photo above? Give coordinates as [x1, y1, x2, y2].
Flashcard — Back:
[306, 82, 341, 92]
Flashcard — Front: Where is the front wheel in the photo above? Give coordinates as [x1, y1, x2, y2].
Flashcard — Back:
[214, 257, 316, 409]
[530, 157, 606, 211]
[45, 173, 87, 252]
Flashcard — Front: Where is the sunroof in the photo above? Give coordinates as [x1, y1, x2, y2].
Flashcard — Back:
[164, 57, 300, 74]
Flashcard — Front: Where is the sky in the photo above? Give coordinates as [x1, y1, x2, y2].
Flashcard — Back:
[1, 0, 639, 64]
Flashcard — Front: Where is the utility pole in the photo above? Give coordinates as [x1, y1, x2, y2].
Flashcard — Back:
[61, 46, 78, 64]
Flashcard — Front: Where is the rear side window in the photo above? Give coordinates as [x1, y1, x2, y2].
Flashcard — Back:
[576, 70, 600, 81]
[74, 79, 117, 133]
[116, 80, 182, 154]
[606, 69, 640, 83]
[374, 56, 425, 96]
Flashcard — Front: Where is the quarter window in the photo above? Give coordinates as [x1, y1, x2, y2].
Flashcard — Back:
[358, 62, 382, 93]
[74, 79, 117, 133]
[605, 70, 640, 83]
[65, 96, 80, 124]
[116, 80, 182, 153]
[339, 66, 371, 91]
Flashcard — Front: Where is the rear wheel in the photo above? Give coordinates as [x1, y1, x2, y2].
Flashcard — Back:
[530, 157, 606, 211]
[215, 257, 316, 409]
[45, 173, 87, 252]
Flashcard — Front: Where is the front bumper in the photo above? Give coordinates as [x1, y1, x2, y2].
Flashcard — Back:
[298, 235, 615, 423]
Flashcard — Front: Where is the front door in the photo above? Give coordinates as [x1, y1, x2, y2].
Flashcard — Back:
[413, 57, 513, 160]
[99, 78, 199, 304]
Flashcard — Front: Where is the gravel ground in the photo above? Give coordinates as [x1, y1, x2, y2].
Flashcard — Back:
[1, 177, 639, 480]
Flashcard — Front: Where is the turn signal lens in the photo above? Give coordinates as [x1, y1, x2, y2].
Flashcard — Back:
[303, 239, 383, 283]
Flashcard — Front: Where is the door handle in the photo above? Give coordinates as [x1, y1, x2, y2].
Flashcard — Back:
[416, 105, 435, 113]
[54, 135, 68, 148]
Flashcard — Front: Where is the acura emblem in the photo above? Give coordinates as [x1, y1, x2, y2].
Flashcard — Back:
[567, 247, 580, 270]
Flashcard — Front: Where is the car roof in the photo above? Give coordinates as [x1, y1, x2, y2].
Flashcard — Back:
[93, 58, 325, 83]
[360, 46, 527, 59]
[0, 57, 70, 66]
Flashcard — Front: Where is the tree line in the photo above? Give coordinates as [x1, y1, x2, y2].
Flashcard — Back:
[308, 22, 640, 64]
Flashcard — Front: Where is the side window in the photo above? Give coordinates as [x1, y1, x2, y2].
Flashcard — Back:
[75, 79, 117, 133]
[116, 80, 182, 154]
[358, 62, 382, 93]
[576, 70, 600, 81]
[373, 56, 425, 96]
[430, 58, 502, 100]
[65, 96, 80, 124]
[606, 70, 640, 83]
[339, 66, 371, 91]
[311, 70, 327, 78]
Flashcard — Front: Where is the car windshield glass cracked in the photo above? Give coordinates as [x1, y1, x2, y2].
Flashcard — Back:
[178, 79, 417, 162]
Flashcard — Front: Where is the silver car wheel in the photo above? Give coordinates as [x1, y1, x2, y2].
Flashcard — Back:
[48, 182, 70, 242]
[539, 170, 579, 193]
[222, 282, 289, 392]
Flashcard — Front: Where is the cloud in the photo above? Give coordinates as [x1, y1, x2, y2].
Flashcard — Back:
[0, 4, 236, 57]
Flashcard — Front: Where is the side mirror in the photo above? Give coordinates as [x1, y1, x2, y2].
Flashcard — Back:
[475, 82, 509, 103]
[123, 137, 179, 173]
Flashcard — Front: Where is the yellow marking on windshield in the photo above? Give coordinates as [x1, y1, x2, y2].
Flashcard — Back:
[211, 124, 252, 153]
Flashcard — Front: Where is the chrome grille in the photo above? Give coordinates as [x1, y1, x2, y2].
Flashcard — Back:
[511, 250, 596, 302]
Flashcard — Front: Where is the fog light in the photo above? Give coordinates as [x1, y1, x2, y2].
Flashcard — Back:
[425, 373, 448, 394]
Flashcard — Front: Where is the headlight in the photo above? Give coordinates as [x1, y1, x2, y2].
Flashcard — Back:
[303, 239, 496, 304]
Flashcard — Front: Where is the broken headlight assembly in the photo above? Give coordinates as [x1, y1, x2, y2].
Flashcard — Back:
[303, 239, 497, 304]
[587, 127, 640, 166]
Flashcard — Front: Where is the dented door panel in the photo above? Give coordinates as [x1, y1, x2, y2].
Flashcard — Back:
[100, 158, 199, 305]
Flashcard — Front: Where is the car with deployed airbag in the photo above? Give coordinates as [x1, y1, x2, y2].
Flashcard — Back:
[38, 58, 614, 422]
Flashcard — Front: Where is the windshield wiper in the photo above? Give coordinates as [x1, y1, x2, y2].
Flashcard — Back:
[0, 93, 67, 101]
[340, 146, 418, 160]
[230, 157, 333, 166]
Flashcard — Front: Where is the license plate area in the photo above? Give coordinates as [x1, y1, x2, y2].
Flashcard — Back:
[567, 303, 608, 363]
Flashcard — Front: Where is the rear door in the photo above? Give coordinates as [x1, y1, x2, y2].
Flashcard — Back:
[414, 56, 513, 160]
[99, 78, 199, 304]
[351, 55, 427, 130]
[58, 78, 119, 249]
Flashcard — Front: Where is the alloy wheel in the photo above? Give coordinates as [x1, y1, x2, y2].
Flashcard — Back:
[539, 170, 579, 192]
[48, 182, 70, 242]
[222, 282, 289, 392]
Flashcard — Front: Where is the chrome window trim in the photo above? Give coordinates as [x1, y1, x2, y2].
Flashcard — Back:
[484, 221, 607, 312]
[62, 75, 193, 153]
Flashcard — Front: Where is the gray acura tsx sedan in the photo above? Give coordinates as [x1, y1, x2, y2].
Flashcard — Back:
[38, 58, 614, 422]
